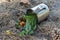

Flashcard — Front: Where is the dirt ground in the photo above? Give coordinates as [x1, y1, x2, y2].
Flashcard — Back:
[0, 0, 60, 40]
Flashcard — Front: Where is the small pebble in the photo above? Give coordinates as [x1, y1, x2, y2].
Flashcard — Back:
[6, 30, 11, 35]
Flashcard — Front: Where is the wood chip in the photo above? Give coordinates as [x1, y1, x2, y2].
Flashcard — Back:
[20, 0, 30, 5]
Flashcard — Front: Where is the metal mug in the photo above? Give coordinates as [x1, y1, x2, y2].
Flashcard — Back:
[27, 3, 49, 22]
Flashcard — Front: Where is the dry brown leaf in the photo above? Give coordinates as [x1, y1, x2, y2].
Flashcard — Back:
[20, 0, 30, 5]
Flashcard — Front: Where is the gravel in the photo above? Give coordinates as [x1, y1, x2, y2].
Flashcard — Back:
[0, 0, 60, 40]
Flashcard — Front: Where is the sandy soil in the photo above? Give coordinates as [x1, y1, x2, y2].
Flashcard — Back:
[0, 0, 60, 40]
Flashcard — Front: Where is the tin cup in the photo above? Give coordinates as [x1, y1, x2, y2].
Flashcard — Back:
[27, 3, 49, 22]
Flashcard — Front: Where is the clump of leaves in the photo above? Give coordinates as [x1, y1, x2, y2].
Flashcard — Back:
[16, 10, 38, 36]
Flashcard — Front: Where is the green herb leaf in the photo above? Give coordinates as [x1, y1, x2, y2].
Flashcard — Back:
[19, 13, 38, 36]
